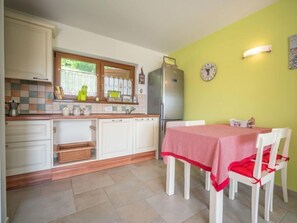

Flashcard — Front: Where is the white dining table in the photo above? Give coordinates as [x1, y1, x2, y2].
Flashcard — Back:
[161, 124, 270, 223]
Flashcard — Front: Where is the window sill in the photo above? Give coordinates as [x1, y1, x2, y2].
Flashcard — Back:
[53, 99, 139, 105]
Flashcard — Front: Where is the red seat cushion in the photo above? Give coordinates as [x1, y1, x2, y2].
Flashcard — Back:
[230, 161, 268, 178]
[262, 153, 283, 163]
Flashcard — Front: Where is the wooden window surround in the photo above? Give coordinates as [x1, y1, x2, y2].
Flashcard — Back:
[54, 51, 135, 102]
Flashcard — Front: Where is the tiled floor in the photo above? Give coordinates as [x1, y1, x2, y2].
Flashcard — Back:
[6, 160, 297, 223]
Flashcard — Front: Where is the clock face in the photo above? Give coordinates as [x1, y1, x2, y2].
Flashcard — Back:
[200, 63, 217, 81]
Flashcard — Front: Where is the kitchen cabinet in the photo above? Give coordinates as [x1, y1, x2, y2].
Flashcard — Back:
[4, 10, 55, 82]
[5, 120, 52, 176]
[134, 118, 159, 154]
[53, 119, 97, 166]
[98, 118, 133, 160]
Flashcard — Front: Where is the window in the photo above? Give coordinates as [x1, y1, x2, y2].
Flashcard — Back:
[54, 52, 135, 102]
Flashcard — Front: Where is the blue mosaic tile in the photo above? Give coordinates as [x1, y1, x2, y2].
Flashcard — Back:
[37, 104, 45, 111]
[11, 83, 20, 90]
[112, 106, 118, 111]
[20, 97, 29, 104]
[29, 91, 38, 97]
[46, 92, 53, 99]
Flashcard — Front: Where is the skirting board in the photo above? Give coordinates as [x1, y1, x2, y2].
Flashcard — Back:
[7, 151, 156, 190]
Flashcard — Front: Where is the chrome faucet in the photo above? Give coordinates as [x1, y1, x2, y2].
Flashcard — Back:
[126, 107, 136, 114]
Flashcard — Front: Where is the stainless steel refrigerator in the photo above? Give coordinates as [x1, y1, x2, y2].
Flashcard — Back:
[147, 57, 184, 158]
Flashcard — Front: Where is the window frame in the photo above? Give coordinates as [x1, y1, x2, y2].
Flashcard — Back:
[54, 51, 135, 102]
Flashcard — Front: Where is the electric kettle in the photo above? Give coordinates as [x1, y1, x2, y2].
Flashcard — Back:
[8, 100, 20, 116]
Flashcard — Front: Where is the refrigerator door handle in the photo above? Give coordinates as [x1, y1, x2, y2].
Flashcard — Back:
[160, 103, 164, 132]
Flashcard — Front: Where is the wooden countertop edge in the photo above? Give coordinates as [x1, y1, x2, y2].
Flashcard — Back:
[5, 114, 160, 121]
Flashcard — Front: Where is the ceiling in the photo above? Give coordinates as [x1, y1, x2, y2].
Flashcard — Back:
[4, 0, 278, 54]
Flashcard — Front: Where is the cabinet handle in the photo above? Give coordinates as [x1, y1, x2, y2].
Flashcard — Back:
[33, 77, 48, 81]
[5, 122, 8, 125]
[5, 145, 8, 148]
[112, 119, 122, 122]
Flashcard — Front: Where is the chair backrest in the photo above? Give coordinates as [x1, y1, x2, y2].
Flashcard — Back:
[253, 132, 279, 179]
[166, 120, 205, 129]
[272, 128, 292, 159]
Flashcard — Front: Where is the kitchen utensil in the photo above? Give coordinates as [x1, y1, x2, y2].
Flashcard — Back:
[73, 107, 81, 116]
[62, 106, 70, 116]
[8, 100, 20, 116]
[83, 107, 91, 116]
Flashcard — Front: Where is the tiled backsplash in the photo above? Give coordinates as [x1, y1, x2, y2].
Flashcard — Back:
[5, 78, 146, 114]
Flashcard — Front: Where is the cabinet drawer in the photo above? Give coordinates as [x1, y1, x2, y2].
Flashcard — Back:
[6, 120, 51, 143]
[6, 140, 51, 176]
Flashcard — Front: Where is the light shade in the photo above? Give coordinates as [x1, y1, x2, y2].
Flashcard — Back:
[242, 45, 272, 59]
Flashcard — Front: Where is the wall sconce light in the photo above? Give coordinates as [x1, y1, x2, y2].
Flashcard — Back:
[242, 45, 272, 59]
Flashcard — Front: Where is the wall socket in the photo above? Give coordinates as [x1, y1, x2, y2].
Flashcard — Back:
[105, 106, 112, 112]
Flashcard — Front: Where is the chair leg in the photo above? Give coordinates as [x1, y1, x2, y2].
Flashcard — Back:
[281, 164, 288, 203]
[234, 180, 238, 193]
[229, 179, 236, 200]
[184, 162, 191, 200]
[270, 180, 274, 212]
[251, 185, 260, 223]
[265, 180, 273, 221]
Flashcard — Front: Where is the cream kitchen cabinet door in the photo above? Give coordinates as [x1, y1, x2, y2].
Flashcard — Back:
[5, 120, 52, 176]
[134, 118, 159, 154]
[4, 10, 55, 82]
[98, 119, 133, 160]
[6, 140, 51, 176]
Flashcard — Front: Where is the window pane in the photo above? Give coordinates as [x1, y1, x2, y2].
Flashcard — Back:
[60, 58, 97, 97]
[103, 66, 131, 97]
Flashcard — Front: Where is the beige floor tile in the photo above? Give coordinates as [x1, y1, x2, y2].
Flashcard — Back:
[55, 202, 121, 223]
[109, 169, 140, 183]
[144, 177, 167, 194]
[71, 171, 115, 195]
[130, 166, 166, 182]
[41, 178, 72, 195]
[280, 211, 297, 223]
[116, 200, 161, 223]
[12, 189, 75, 223]
[146, 192, 207, 223]
[74, 188, 110, 211]
[182, 208, 209, 223]
[105, 180, 155, 208]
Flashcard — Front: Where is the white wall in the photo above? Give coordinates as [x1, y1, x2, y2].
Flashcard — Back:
[52, 21, 166, 96]
[0, 0, 7, 222]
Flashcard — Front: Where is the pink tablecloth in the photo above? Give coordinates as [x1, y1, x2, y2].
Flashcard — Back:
[161, 124, 270, 191]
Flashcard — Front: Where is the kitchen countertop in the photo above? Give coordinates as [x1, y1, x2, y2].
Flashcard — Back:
[5, 113, 159, 121]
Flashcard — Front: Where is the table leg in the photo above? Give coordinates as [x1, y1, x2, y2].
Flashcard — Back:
[210, 184, 223, 223]
[184, 162, 191, 200]
[166, 156, 175, 196]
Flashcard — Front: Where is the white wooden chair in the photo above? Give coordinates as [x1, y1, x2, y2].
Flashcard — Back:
[264, 128, 292, 211]
[230, 128, 292, 212]
[228, 131, 280, 223]
[166, 120, 206, 199]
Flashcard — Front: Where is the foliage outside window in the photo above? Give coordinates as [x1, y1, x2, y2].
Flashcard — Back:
[54, 52, 135, 101]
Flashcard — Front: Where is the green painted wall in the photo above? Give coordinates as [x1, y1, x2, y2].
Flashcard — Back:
[170, 0, 297, 192]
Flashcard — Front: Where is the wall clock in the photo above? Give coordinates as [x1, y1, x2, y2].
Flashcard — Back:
[200, 63, 217, 81]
